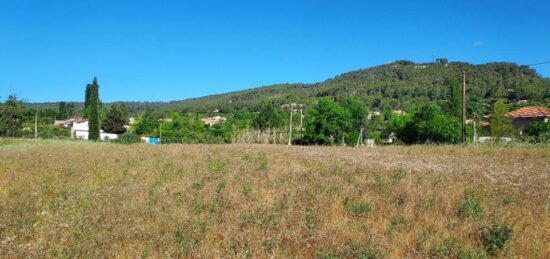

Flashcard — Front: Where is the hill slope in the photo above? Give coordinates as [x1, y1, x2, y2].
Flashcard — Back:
[27, 61, 550, 114]
[172, 61, 550, 113]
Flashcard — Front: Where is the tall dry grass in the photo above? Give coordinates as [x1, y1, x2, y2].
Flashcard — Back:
[231, 128, 289, 144]
[0, 140, 549, 258]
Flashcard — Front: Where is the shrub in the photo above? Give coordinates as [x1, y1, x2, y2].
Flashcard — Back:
[458, 191, 483, 218]
[116, 132, 141, 144]
[481, 222, 513, 255]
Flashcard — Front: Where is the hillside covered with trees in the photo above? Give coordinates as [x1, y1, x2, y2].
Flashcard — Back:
[25, 61, 550, 117]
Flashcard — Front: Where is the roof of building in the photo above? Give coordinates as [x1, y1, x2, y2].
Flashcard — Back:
[506, 106, 550, 118]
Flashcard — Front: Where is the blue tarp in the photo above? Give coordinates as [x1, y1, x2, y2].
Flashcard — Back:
[148, 137, 159, 144]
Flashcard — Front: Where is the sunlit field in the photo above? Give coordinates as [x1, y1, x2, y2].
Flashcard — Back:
[1, 139, 549, 258]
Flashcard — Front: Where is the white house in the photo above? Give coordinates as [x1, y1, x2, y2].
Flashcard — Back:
[201, 116, 226, 127]
[71, 121, 118, 141]
[54, 117, 86, 128]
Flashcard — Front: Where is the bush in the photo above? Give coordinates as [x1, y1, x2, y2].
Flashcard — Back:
[458, 190, 483, 218]
[523, 121, 550, 143]
[481, 222, 513, 255]
[116, 132, 142, 144]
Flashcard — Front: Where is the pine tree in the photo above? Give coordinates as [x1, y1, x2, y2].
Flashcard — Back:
[102, 104, 128, 134]
[87, 77, 101, 141]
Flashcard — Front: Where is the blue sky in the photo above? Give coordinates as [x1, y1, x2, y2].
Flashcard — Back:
[1, 0, 549, 102]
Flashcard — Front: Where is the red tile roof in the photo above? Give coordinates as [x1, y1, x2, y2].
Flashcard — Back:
[506, 106, 550, 118]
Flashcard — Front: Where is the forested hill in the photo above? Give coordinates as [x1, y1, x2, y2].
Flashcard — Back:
[27, 61, 550, 115]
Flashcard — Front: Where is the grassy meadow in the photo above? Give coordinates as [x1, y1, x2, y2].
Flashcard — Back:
[1, 139, 549, 258]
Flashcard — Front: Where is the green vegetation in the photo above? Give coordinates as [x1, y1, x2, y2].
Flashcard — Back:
[84, 77, 101, 141]
[481, 222, 513, 255]
[0, 95, 24, 137]
[397, 103, 461, 144]
[25, 61, 550, 115]
[490, 99, 514, 139]
[458, 190, 483, 218]
[101, 104, 129, 134]
[5, 61, 550, 145]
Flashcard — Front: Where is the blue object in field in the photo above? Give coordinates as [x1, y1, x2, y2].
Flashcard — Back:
[148, 137, 159, 144]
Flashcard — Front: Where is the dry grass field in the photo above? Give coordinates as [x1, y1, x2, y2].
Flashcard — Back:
[1, 139, 549, 258]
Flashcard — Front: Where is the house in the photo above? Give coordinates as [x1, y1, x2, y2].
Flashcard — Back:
[505, 106, 550, 129]
[54, 117, 86, 128]
[201, 116, 226, 127]
[71, 121, 118, 140]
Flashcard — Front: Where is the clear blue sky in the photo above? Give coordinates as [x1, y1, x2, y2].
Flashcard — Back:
[1, 0, 549, 102]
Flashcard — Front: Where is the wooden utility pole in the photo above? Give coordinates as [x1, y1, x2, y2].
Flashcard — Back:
[462, 71, 467, 144]
[288, 108, 293, 146]
[356, 127, 364, 147]
[34, 111, 38, 140]
[473, 120, 478, 146]
[299, 109, 303, 132]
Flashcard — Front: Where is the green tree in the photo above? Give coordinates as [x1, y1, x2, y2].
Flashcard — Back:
[340, 98, 369, 145]
[398, 103, 461, 144]
[84, 84, 92, 119]
[490, 99, 514, 139]
[445, 77, 462, 119]
[0, 95, 24, 137]
[303, 98, 352, 145]
[132, 110, 160, 136]
[102, 104, 129, 134]
[57, 102, 74, 120]
[85, 77, 101, 141]
[252, 101, 286, 131]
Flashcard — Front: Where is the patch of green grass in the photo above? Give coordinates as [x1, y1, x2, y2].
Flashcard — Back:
[429, 237, 459, 258]
[344, 198, 373, 216]
[458, 190, 483, 218]
[257, 153, 268, 173]
[208, 159, 229, 174]
[373, 173, 388, 192]
[391, 169, 407, 184]
[389, 215, 408, 232]
[175, 221, 206, 252]
[458, 246, 488, 259]
[242, 185, 252, 197]
[192, 180, 205, 190]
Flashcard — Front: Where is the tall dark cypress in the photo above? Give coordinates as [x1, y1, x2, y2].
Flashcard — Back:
[87, 77, 100, 141]
[84, 84, 92, 119]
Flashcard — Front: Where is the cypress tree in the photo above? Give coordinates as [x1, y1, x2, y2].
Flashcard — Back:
[87, 77, 101, 141]
[445, 77, 462, 119]
[84, 84, 92, 119]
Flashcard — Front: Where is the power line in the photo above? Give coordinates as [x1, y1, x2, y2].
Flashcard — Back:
[527, 61, 550, 67]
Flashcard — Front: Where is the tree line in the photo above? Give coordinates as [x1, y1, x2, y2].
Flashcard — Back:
[2, 71, 550, 144]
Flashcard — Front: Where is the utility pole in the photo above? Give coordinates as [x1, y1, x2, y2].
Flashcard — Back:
[473, 120, 478, 146]
[288, 107, 293, 146]
[461, 71, 467, 144]
[34, 111, 38, 140]
[356, 127, 364, 147]
[299, 109, 303, 132]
